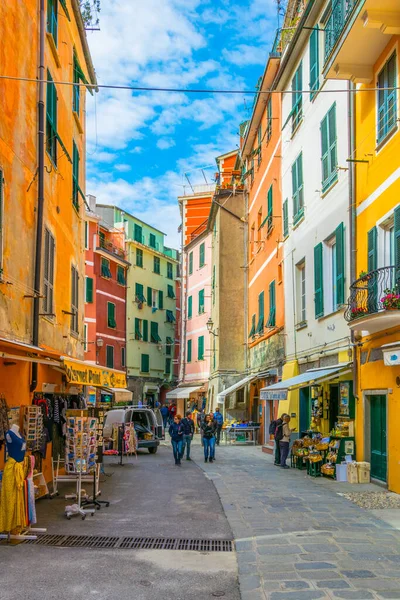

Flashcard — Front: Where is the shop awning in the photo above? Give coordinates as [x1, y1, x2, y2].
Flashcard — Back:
[166, 386, 202, 399]
[0, 352, 61, 367]
[110, 388, 133, 403]
[217, 375, 257, 404]
[61, 357, 127, 388]
[260, 365, 351, 401]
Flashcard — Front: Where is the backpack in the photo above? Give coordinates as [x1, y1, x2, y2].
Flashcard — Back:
[274, 422, 284, 442]
[269, 420, 278, 435]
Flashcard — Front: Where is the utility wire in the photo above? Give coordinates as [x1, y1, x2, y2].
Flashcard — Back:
[0, 74, 398, 96]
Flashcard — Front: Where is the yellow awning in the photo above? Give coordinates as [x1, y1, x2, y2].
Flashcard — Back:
[61, 357, 127, 389]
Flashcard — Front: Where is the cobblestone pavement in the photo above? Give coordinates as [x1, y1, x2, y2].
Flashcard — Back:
[192, 444, 400, 600]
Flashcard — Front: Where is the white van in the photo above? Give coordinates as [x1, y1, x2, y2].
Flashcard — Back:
[103, 406, 164, 453]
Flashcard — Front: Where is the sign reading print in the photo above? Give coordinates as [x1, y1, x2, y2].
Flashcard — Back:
[63, 359, 127, 388]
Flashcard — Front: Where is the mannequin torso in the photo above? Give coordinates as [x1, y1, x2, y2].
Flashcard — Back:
[5, 427, 26, 462]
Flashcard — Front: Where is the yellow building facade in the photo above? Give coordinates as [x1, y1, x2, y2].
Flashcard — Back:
[325, 0, 400, 490]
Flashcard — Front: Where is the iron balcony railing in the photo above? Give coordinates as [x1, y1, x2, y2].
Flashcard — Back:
[345, 266, 400, 322]
[98, 237, 127, 260]
[325, 0, 358, 62]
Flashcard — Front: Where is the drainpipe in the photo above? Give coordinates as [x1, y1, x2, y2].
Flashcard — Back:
[348, 80, 358, 399]
[31, 0, 45, 392]
[244, 188, 249, 375]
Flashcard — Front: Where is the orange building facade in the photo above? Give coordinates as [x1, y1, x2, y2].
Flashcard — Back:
[241, 53, 285, 446]
[0, 0, 98, 481]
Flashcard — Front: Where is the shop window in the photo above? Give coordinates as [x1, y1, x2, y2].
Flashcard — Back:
[43, 228, 55, 315]
[70, 265, 79, 333]
[107, 302, 116, 329]
[141, 353, 150, 373]
[106, 345, 114, 369]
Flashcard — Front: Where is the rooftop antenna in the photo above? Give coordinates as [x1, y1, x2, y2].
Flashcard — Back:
[184, 173, 195, 194]
[201, 169, 208, 184]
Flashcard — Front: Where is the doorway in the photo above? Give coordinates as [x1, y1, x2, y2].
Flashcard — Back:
[299, 387, 311, 434]
[329, 384, 339, 432]
[369, 394, 387, 482]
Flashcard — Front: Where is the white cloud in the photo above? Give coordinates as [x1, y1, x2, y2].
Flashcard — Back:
[222, 44, 268, 67]
[115, 164, 132, 172]
[157, 138, 176, 150]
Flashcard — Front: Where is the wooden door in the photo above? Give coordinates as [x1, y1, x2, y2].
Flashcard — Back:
[370, 394, 387, 482]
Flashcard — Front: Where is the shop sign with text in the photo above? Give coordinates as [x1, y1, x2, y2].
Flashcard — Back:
[63, 360, 127, 388]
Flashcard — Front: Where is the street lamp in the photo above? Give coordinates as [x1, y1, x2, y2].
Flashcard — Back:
[207, 317, 218, 336]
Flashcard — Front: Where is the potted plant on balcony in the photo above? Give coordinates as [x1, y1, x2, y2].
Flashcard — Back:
[358, 270, 372, 282]
[381, 288, 400, 310]
[350, 306, 368, 320]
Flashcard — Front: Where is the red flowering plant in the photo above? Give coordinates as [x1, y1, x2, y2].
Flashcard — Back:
[381, 288, 400, 309]
[350, 306, 368, 319]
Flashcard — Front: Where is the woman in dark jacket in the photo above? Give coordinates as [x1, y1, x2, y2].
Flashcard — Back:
[169, 415, 184, 466]
[201, 414, 216, 463]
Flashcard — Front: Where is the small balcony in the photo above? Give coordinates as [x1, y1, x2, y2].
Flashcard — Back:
[98, 236, 127, 260]
[324, 0, 400, 82]
[345, 266, 400, 334]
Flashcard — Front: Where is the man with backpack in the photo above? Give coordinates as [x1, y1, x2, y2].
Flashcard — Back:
[269, 414, 287, 466]
[180, 411, 195, 460]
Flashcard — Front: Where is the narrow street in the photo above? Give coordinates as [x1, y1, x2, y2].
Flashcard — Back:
[2, 442, 400, 600]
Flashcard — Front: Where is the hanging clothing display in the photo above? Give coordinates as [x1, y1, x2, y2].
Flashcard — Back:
[0, 395, 10, 450]
[26, 455, 37, 526]
[0, 457, 28, 533]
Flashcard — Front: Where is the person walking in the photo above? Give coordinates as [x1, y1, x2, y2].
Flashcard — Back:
[213, 407, 224, 446]
[271, 414, 286, 466]
[160, 404, 169, 428]
[202, 414, 216, 463]
[181, 411, 195, 461]
[169, 402, 177, 425]
[280, 414, 295, 469]
[169, 415, 184, 466]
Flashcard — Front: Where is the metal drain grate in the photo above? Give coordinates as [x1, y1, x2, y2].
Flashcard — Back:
[23, 534, 234, 552]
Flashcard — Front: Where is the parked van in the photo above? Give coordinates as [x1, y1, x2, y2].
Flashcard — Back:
[103, 406, 164, 453]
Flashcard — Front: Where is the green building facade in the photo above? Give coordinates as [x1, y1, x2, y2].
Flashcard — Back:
[97, 204, 179, 405]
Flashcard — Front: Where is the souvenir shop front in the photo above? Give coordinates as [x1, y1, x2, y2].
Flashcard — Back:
[166, 385, 207, 418]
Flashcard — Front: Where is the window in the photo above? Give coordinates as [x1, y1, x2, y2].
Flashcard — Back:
[134, 223, 142, 243]
[150, 321, 161, 343]
[107, 302, 116, 329]
[158, 290, 164, 310]
[73, 53, 80, 114]
[320, 103, 337, 192]
[167, 284, 175, 299]
[121, 347, 126, 368]
[283, 199, 289, 238]
[249, 314, 256, 338]
[256, 291, 264, 334]
[46, 71, 57, 164]
[335, 222, 345, 307]
[199, 243, 205, 268]
[377, 53, 397, 144]
[135, 282, 146, 303]
[101, 257, 112, 279]
[291, 63, 303, 131]
[151, 288, 158, 309]
[266, 97, 272, 141]
[165, 358, 171, 375]
[292, 153, 304, 225]
[141, 353, 149, 373]
[147, 286, 153, 307]
[149, 233, 156, 248]
[296, 260, 306, 324]
[198, 289, 205, 314]
[83, 324, 88, 352]
[167, 262, 173, 279]
[322, 224, 345, 315]
[166, 309, 175, 323]
[84, 221, 89, 250]
[267, 281, 276, 327]
[257, 125, 262, 165]
[187, 339, 192, 362]
[71, 265, 79, 333]
[106, 345, 114, 369]
[309, 27, 319, 99]
[136, 248, 143, 268]
[43, 228, 55, 315]
[135, 318, 142, 340]
[188, 251, 193, 275]
[267, 185, 273, 232]
[117, 265, 126, 286]
[47, 0, 58, 45]
[85, 276, 93, 303]
[314, 243, 324, 318]
[188, 295, 192, 319]
[198, 336, 204, 361]
[257, 209, 262, 241]
[142, 319, 149, 342]
[166, 337, 173, 356]
[154, 256, 160, 274]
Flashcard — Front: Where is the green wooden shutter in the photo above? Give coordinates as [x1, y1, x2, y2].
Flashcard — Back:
[199, 243, 205, 267]
[134, 224, 142, 243]
[257, 291, 264, 333]
[267, 185, 273, 230]
[292, 160, 298, 218]
[267, 97, 272, 141]
[158, 290, 163, 309]
[297, 154, 304, 210]
[321, 114, 329, 187]
[106, 346, 114, 369]
[167, 262, 173, 279]
[309, 27, 319, 98]
[85, 277, 93, 303]
[367, 227, 377, 272]
[142, 320, 148, 342]
[314, 243, 324, 318]
[328, 104, 337, 181]
[394, 207, 400, 278]
[107, 302, 116, 328]
[188, 295, 192, 319]
[165, 359, 171, 375]
[198, 336, 204, 360]
[283, 199, 289, 237]
[135, 317, 142, 340]
[187, 339, 192, 362]
[198, 289, 204, 313]
[249, 314, 256, 338]
[147, 286, 152, 306]
[267, 281, 276, 327]
[154, 256, 160, 274]
[189, 252, 193, 275]
[72, 142, 79, 210]
[136, 248, 143, 267]
[141, 354, 149, 373]
[335, 222, 345, 305]
[150, 321, 158, 343]
[149, 233, 156, 248]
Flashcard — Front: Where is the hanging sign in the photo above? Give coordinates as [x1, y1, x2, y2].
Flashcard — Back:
[63, 359, 127, 388]
[260, 389, 288, 401]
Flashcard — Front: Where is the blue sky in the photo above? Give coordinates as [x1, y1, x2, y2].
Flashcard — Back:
[85, 0, 279, 247]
